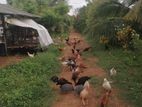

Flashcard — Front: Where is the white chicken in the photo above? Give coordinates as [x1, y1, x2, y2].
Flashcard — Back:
[27, 52, 34, 58]
[110, 67, 117, 76]
[102, 78, 111, 91]
[80, 81, 90, 106]
[61, 61, 68, 65]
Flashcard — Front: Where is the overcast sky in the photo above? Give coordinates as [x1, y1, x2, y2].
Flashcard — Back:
[0, 0, 87, 15]
[67, 0, 87, 15]
[0, 0, 7, 4]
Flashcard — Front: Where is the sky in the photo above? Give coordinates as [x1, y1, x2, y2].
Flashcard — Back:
[0, 0, 87, 15]
[0, 0, 7, 4]
[67, 0, 87, 15]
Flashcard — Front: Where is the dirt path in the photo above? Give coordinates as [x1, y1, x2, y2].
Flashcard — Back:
[0, 55, 25, 68]
[51, 31, 131, 107]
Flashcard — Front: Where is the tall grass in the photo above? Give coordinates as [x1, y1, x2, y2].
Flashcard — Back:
[86, 35, 142, 107]
[0, 45, 61, 107]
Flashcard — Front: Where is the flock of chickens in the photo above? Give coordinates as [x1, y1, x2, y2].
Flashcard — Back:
[51, 37, 117, 107]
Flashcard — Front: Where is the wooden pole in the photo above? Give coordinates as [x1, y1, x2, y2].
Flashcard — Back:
[1, 15, 8, 56]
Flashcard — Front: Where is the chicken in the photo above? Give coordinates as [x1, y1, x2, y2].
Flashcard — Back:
[58, 56, 66, 61]
[62, 61, 68, 65]
[75, 76, 91, 86]
[50, 76, 59, 83]
[60, 84, 74, 93]
[102, 78, 111, 91]
[65, 37, 72, 46]
[100, 91, 111, 107]
[79, 63, 87, 69]
[76, 39, 82, 44]
[71, 67, 81, 84]
[56, 78, 72, 86]
[71, 49, 81, 61]
[58, 47, 66, 51]
[27, 52, 34, 58]
[71, 49, 80, 55]
[83, 46, 92, 52]
[110, 67, 117, 76]
[74, 85, 84, 95]
[62, 58, 76, 72]
[80, 81, 90, 106]
[50, 76, 72, 86]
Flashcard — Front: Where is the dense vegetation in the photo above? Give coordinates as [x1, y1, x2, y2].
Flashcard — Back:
[74, 0, 142, 49]
[2, 0, 142, 106]
[0, 45, 61, 107]
[74, 0, 142, 106]
[7, 0, 73, 34]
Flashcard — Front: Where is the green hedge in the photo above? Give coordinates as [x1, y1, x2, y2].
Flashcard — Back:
[0, 45, 61, 107]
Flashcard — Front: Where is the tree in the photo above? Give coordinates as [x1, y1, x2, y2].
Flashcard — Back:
[7, 0, 72, 34]
[122, 0, 139, 7]
[125, 0, 142, 24]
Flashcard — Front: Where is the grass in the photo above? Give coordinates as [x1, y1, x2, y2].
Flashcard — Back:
[85, 35, 142, 107]
[0, 44, 62, 107]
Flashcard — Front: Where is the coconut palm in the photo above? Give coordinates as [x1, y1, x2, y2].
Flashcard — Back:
[125, 0, 142, 25]
[122, 0, 139, 7]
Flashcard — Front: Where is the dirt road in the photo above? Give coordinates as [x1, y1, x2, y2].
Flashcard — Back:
[51, 31, 131, 107]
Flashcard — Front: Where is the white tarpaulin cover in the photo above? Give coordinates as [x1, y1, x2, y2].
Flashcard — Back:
[6, 18, 53, 48]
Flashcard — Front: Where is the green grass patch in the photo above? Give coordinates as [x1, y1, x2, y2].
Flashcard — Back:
[0, 45, 61, 107]
[85, 34, 142, 107]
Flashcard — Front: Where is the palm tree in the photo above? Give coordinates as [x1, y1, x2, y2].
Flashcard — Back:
[125, 0, 142, 25]
[122, 0, 139, 7]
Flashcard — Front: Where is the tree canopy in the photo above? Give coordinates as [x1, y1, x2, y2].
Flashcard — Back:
[7, 0, 72, 34]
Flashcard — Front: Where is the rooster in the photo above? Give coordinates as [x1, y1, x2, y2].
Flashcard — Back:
[27, 52, 35, 58]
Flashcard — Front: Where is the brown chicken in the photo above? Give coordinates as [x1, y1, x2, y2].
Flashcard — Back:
[58, 47, 65, 51]
[100, 91, 111, 107]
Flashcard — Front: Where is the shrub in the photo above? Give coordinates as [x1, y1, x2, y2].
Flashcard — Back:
[116, 26, 140, 50]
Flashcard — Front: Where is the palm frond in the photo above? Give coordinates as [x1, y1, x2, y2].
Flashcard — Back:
[125, 0, 142, 25]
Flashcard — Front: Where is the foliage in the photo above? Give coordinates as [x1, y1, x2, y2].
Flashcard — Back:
[73, 0, 130, 47]
[125, 0, 142, 25]
[7, 0, 72, 34]
[122, 0, 139, 7]
[85, 31, 142, 106]
[73, 6, 87, 32]
[74, 0, 142, 106]
[0, 45, 61, 107]
[116, 26, 140, 49]
[99, 36, 109, 49]
[96, 46, 142, 107]
[73, 0, 142, 49]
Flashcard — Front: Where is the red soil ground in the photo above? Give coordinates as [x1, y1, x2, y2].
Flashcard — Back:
[51, 31, 132, 107]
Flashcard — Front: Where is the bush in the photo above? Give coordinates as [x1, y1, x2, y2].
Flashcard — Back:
[116, 26, 140, 50]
